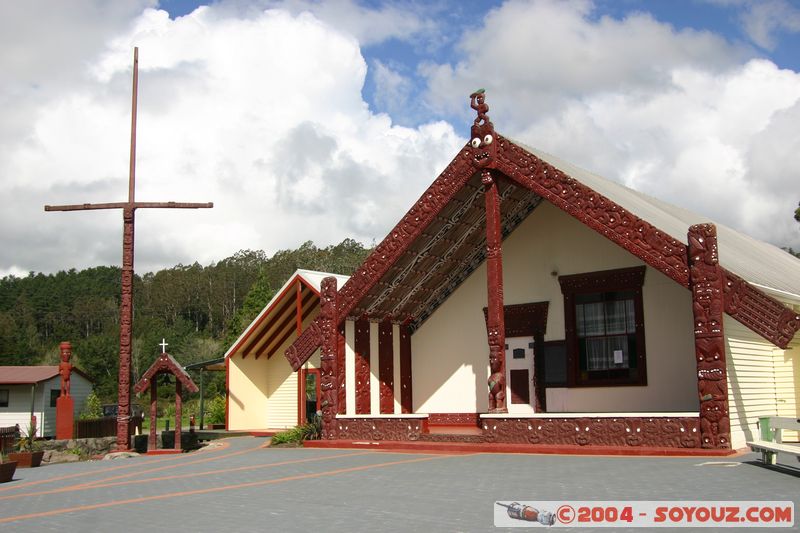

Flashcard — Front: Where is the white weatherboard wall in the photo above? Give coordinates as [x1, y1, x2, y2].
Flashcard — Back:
[726, 316, 799, 449]
[411, 201, 698, 414]
[0, 375, 92, 437]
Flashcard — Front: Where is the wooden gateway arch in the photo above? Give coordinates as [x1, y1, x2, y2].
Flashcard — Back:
[45, 48, 213, 450]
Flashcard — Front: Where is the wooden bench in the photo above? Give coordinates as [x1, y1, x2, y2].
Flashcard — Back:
[747, 417, 800, 465]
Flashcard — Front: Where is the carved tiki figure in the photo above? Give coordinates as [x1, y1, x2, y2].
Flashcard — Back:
[59, 341, 73, 396]
[487, 341, 506, 411]
[469, 90, 497, 169]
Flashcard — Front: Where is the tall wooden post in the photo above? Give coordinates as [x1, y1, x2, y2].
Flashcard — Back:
[175, 380, 183, 451]
[688, 223, 730, 449]
[44, 48, 213, 450]
[149, 380, 158, 451]
[319, 277, 339, 439]
[483, 169, 506, 413]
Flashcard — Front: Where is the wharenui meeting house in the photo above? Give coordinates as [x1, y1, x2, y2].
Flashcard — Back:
[231, 91, 800, 454]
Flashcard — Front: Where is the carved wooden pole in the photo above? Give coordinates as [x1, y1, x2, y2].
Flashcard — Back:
[319, 277, 339, 439]
[688, 223, 730, 449]
[175, 379, 182, 450]
[484, 169, 506, 413]
[149, 379, 157, 451]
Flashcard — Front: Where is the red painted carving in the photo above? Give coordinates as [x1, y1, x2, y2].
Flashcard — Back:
[484, 169, 506, 413]
[45, 49, 212, 450]
[482, 417, 700, 448]
[284, 89, 798, 371]
[428, 413, 481, 426]
[319, 277, 339, 439]
[56, 341, 74, 440]
[175, 379, 183, 450]
[149, 380, 157, 451]
[336, 417, 425, 441]
[286, 317, 323, 370]
[355, 318, 371, 414]
[689, 224, 730, 449]
[399, 325, 412, 414]
[721, 269, 800, 349]
[378, 320, 394, 414]
[469, 89, 497, 169]
[493, 136, 690, 287]
[337, 323, 346, 415]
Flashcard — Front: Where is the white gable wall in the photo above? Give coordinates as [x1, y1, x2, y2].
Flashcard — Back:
[0, 374, 93, 437]
[411, 201, 698, 413]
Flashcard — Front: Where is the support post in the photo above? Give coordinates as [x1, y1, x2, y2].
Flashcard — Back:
[688, 223, 730, 449]
[483, 169, 507, 413]
[199, 368, 205, 430]
[175, 380, 182, 450]
[319, 277, 339, 439]
[149, 379, 158, 451]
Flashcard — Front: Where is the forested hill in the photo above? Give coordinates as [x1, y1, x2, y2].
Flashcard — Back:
[0, 239, 370, 400]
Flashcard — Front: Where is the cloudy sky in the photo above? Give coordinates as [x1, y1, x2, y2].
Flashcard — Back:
[1, 0, 799, 277]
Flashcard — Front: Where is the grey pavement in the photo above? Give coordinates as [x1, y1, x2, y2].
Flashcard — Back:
[0, 437, 797, 532]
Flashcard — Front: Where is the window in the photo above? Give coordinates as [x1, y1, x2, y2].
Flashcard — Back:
[50, 390, 60, 408]
[559, 266, 647, 387]
[0, 389, 8, 408]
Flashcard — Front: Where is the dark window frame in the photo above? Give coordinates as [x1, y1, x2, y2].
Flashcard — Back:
[559, 266, 647, 387]
[50, 389, 60, 408]
[0, 388, 8, 408]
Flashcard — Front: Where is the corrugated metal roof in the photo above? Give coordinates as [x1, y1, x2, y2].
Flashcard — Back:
[524, 144, 800, 302]
[0, 366, 59, 384]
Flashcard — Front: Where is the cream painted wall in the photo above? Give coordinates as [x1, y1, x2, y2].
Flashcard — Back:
[228, 307, 320, 430]
[725, 316, 798, 449]
[411, 201, 699, 414]
[227, 354, 269, 430]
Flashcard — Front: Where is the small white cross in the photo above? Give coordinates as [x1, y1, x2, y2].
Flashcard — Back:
[159, 338, 169, 353]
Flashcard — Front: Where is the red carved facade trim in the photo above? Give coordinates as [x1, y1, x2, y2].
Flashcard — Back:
[354, 318, 371, 415]
[689, 224, 730, 449]
[378, 320, 394, 414]
[399, 325, 412, 414]
[286, 317, 323, 371]
[721, 269, 800, 349]
[428, 413, 481, 426]
[482, 417, 701, 448]
[336, 417, 425, 441]
[493, 136, 690, 287]
[319, 277, 338, 439]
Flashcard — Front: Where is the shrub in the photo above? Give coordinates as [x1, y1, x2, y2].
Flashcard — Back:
[205, 394, 226, 425]
[79, 392, 103, 420]
[270, 415, 322, 446]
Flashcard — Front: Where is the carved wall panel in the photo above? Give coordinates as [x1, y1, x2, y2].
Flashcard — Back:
[336, 417, 425, 441]
[286, 317, 323, 371]
[428, 413, 481, 426]
[355, 318, 371, 414]
[482, 417, 700, 448]
[378, 320, 394, 414]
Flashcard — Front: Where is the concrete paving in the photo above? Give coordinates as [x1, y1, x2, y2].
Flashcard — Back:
[0, 437, 796, 532]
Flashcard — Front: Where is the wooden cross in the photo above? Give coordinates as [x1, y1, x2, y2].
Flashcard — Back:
[159, 338, 169, 353]
[45, 48, 213, 450]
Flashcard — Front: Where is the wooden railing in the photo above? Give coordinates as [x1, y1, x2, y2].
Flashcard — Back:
[74, 416, 143, 439]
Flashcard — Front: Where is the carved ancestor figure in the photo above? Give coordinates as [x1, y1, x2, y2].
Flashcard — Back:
[488, 342, 506, 412]
[59, 341, 73, 397]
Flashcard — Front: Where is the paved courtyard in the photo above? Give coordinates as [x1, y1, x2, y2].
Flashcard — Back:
[0, 437, 796, 532]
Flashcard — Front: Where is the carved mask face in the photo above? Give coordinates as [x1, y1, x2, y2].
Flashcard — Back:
[470, 122, 496, 168]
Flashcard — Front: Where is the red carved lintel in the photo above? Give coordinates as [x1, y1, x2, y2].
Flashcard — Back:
[484, 169, 507, 413]
[319, 277, 339, 439]
[355, 318, 371, 414]
[689, 224, 730, 449]
[378, 320, 394, 414]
